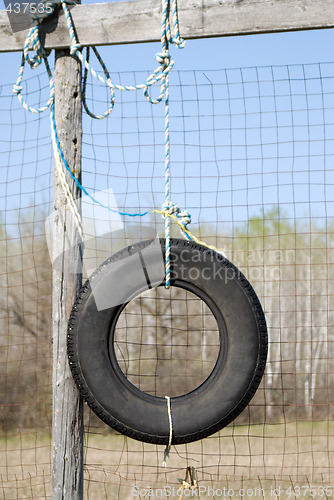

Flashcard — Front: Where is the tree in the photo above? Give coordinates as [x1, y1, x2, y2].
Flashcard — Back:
[228, 206, 333, 422]
[0, 210, 52, 431]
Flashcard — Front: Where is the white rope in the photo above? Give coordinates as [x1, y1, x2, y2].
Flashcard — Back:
[162, 395, 173, 467]
[61, 0, 185, 115]
[50, 111, 84, 241]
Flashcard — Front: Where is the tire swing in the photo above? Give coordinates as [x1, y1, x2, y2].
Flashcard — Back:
[68, 238, 268, 445]
[63, 0, 267, 448]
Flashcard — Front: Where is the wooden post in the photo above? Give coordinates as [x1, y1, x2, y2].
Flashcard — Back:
[51, 48, 83, 499]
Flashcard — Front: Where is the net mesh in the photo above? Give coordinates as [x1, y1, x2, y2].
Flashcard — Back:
[0, 72, 53, 498]
[0, 60, 333, 498]
[113, 286, 221, 398]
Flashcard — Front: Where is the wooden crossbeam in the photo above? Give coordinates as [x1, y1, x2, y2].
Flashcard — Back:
[0, 0, 333, 53]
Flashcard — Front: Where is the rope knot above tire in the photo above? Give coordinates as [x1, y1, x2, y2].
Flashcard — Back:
[162, 203, 192, 229]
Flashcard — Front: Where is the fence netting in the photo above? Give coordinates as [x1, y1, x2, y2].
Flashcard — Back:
[0, 60, 333, 498]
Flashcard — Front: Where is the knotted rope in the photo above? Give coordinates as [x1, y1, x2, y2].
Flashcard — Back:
[13, 0, 202, 283]
[13, 0, 183, 112]
[13, 0, 224, 464]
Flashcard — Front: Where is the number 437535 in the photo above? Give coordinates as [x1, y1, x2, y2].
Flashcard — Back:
[284, 485, 333, 497]
[6, 3, 53, 14]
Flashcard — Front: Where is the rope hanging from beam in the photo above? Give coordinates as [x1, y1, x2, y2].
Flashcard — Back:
[13, 0, 224, 262]
[12, 0, 226, 466]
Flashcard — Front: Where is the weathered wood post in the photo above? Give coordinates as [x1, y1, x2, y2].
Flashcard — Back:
[51, 47, 84, 499]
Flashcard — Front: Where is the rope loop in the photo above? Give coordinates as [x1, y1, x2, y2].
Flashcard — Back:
[171, 36, 186, 49]
[81, 46, 115, 119]
[14, 0, 185, 117]
[14, 53, 55, 113]
[23, 26, 51, 69]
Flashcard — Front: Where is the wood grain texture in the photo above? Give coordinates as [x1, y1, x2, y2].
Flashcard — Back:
[51, 49, 84, 500]
[0, 0, 333, 52]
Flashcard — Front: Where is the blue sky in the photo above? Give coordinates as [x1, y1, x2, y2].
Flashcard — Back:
[0, 3, 333, 236]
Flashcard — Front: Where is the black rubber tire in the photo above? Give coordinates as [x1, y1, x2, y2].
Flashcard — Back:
[67, 238, 267, 445]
